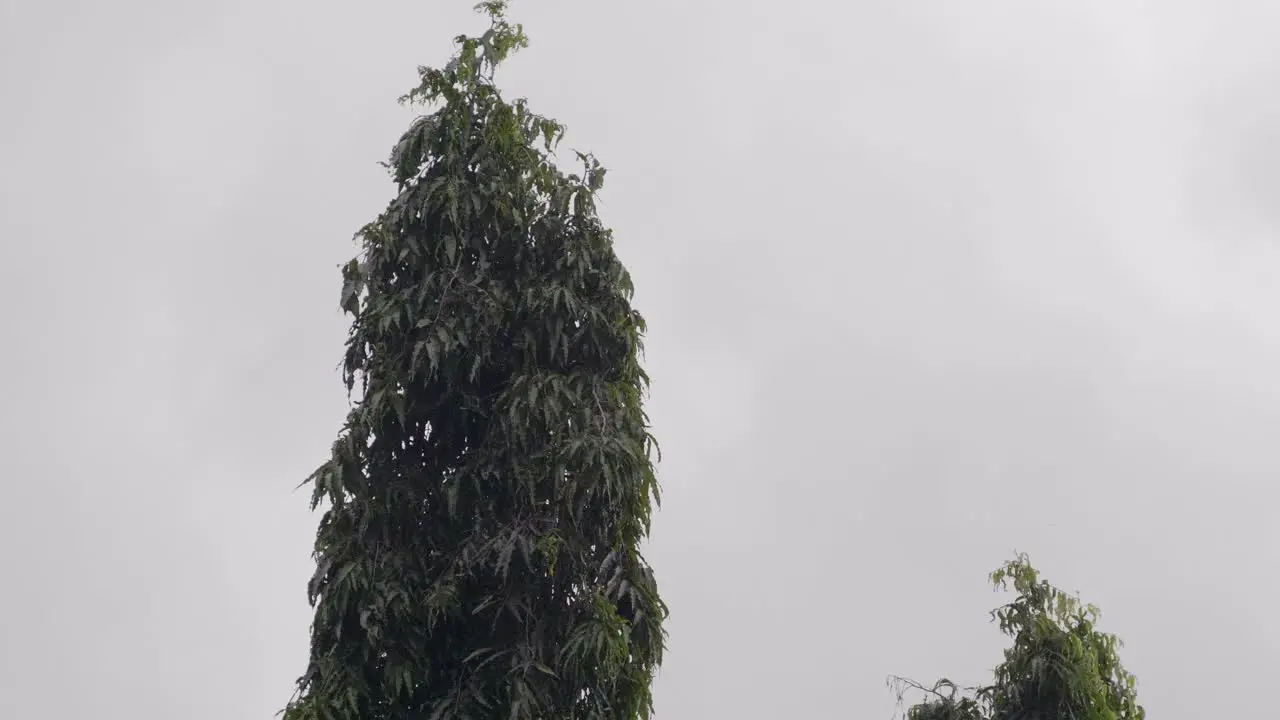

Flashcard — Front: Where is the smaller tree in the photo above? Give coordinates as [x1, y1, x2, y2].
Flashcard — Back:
[890, 554, 1145, 720]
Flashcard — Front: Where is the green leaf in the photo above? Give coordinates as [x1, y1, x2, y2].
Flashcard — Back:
[282, 4, 665, 720]
[891, 556, 1145, 720]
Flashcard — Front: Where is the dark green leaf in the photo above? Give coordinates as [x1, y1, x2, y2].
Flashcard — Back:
[282, 5, 665, 720]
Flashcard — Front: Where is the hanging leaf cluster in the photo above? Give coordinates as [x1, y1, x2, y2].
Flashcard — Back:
[282, 3, 666, 719]
[893, 554, 1145, 720]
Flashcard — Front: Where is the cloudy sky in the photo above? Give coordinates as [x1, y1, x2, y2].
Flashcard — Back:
[3, 0, 1279, 716]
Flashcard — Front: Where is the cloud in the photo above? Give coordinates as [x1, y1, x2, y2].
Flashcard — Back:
[3, 1, 1279, 718]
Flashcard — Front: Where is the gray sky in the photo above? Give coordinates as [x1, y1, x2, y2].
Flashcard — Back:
[2, 0, 1278, 717]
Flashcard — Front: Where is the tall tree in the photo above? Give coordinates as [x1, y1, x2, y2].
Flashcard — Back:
[891, 555, 1145, 720]
[282, 4, 667, 719]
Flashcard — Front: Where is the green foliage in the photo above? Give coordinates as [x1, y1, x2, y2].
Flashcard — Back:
[892, 554, 1144, 720]
[282, 3, 666, 719]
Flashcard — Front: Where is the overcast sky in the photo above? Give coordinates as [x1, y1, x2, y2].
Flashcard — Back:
[3, 0, 1279, 717]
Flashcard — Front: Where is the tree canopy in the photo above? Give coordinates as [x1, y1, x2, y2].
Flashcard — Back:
[282, 3, 666, 718]
[893, 554, 1145, 720]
